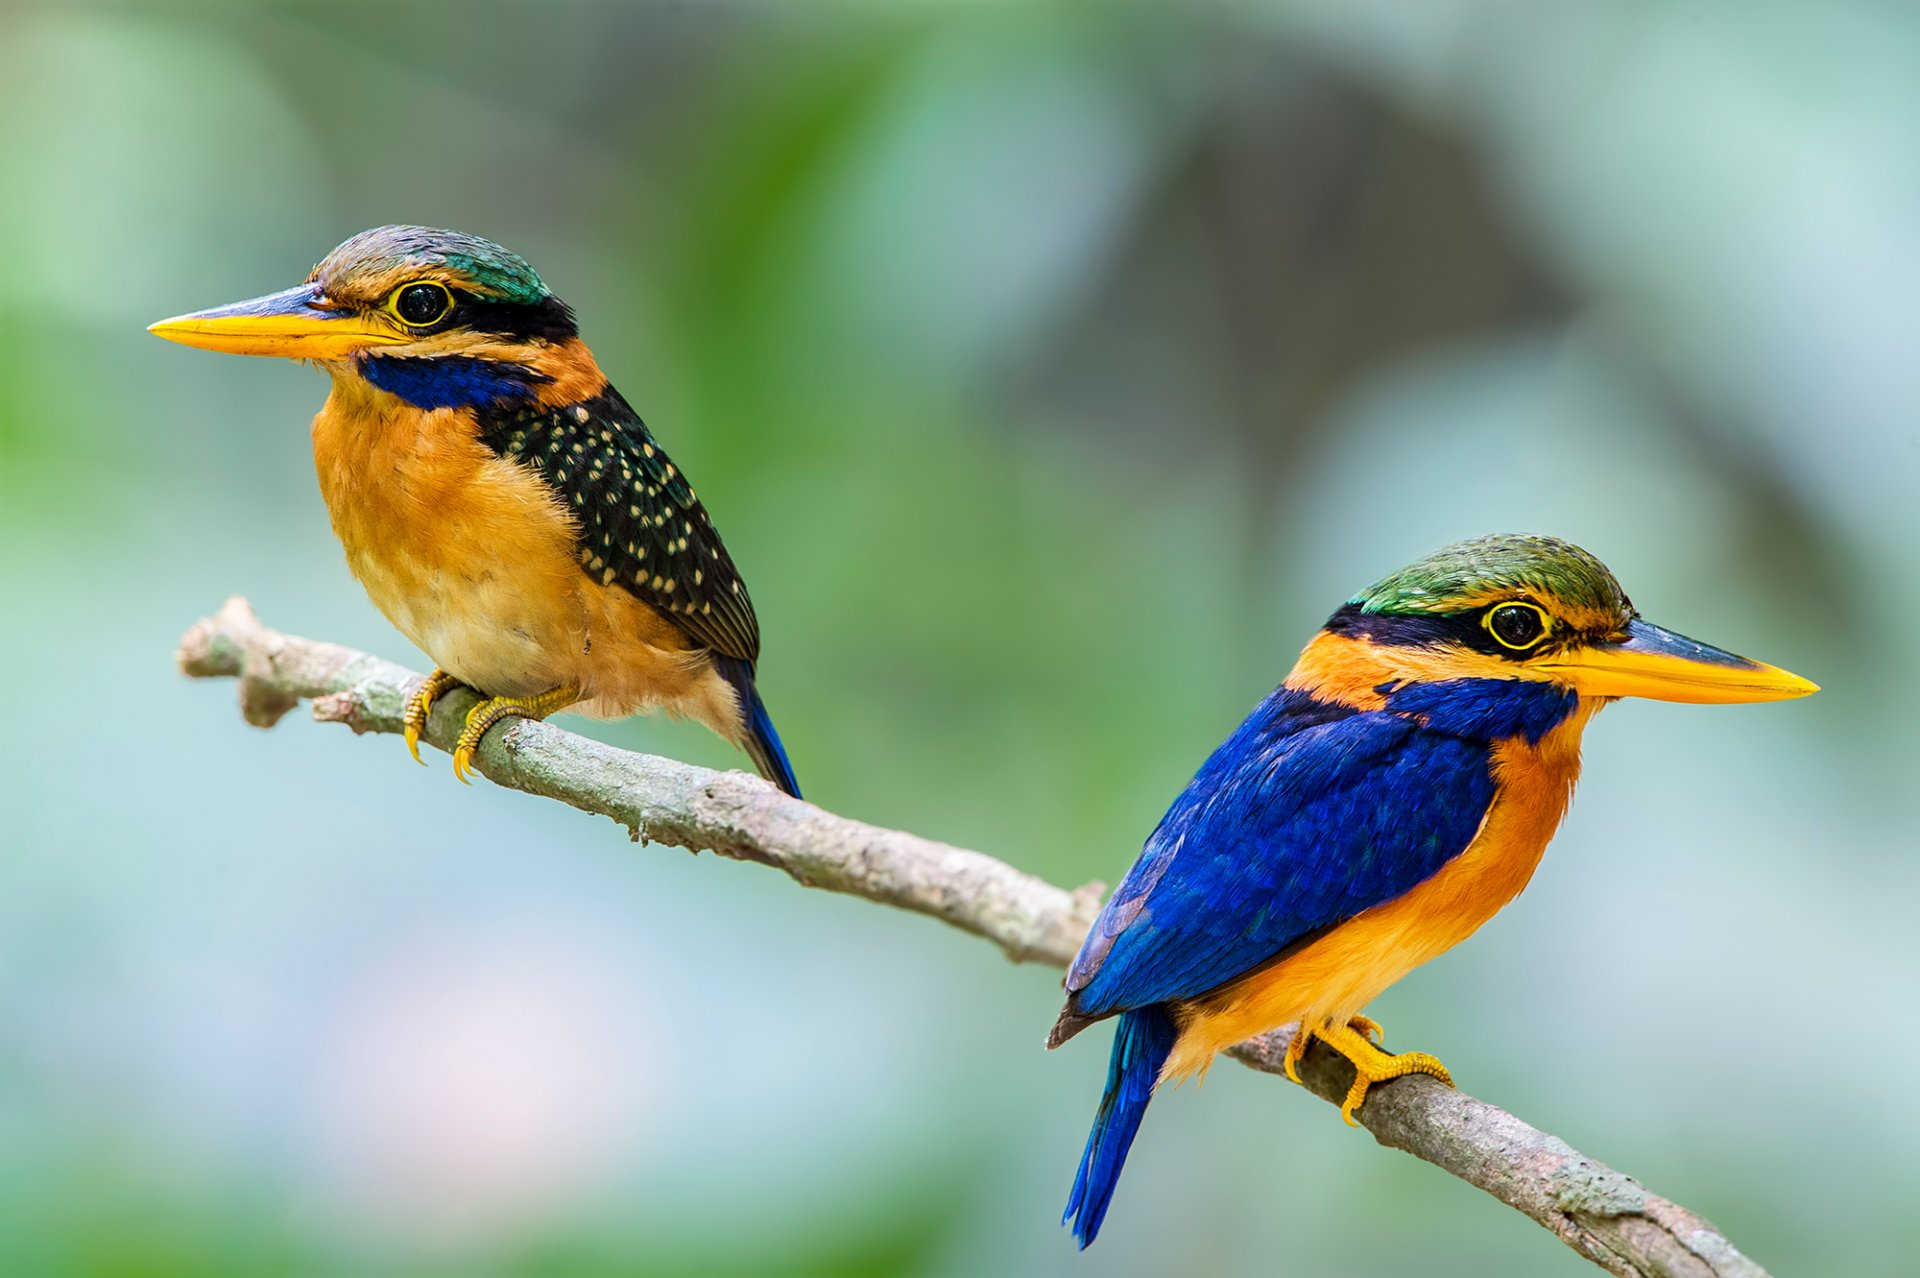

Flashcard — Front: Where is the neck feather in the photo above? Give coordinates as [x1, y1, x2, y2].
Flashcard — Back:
[353, 353, 548, 410]
[347, 336, 609, 412]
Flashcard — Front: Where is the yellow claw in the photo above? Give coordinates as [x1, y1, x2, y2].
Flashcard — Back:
[1348, 1013, 1384, 1045]
[1282, 1022, 1313, 1084]
[1306, 1016, 1453, 1126]
[449, 685, 580, 785]
[403, 669, 465, 765]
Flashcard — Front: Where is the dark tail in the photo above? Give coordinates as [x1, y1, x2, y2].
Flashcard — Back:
[1063, 1005, 1176, 1249]
[713, 657, 802, 799]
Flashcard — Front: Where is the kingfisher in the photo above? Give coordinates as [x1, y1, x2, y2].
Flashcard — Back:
[1051, 534, 1816, 1247]
[148, 226, 800, 795]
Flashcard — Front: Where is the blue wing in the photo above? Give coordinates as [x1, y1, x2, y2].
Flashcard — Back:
[1064, 687, 1497, 1020]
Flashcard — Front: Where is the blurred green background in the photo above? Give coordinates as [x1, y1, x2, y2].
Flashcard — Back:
[0, 1, 1912, 1274]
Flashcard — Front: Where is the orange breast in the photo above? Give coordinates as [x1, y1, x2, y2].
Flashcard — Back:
[308, 372, 740, 735]
[1162, 700, 1600, 1082]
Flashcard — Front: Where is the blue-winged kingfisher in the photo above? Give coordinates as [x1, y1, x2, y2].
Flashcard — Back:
[1050, 534, 1816, 1247]
[149, 226, 800, 795]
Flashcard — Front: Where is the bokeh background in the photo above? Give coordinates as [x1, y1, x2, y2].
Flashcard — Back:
[1, 1, 1914, 1274]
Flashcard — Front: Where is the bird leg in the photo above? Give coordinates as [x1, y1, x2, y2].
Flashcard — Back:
[1280, 1013, 1385, 1083]
[1293, 1016, 1452, 1126]
[451, 685, 580, 784]
[403, 668, 468, 765]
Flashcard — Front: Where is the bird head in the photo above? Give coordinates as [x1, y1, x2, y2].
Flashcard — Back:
[1297, 534, 1817, 712]
[147, 225, 589, 408]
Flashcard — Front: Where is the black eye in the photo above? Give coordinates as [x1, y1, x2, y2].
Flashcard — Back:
[392, 282, 452, 326]
[1485, 602, 1549, 650]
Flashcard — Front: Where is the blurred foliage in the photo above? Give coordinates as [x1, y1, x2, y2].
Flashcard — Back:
[1, 1, 1915, 1275]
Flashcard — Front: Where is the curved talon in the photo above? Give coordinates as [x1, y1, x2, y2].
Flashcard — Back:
[1281, 1022, 1312, 1084]
[403, 669, 465, 765]
[448, 685, 580, 786]
[1310, 1018, 1453, 1127]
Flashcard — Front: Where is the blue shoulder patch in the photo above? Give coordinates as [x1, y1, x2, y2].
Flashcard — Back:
[1383, 677, 1576, 744]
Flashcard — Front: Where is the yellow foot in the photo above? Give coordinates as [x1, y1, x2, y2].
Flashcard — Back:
[403, 669, 466, 765]
[1281, 1013, 1380, 1083]
[450, 686, 580, 784]
[1311, 1017, 1453, 1126]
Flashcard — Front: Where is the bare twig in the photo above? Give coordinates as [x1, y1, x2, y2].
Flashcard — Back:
[176, 596, 1771, 1278]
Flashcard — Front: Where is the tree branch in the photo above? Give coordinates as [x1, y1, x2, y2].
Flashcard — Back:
[176, 597, 1771, 1278]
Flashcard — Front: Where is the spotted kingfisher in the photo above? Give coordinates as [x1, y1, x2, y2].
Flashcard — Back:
[150, 226, 800, 794]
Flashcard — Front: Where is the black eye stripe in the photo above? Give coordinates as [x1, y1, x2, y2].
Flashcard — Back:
[368, 283, 577, 342]
[456, 292, 577, 341]
[1324, 601, 1592, 662]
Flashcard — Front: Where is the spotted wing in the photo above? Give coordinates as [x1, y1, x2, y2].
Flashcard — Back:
[481, 389, 761, 661]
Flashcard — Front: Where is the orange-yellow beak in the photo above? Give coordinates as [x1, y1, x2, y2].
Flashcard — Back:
[1535, 618, 1818, 704]
[148, 283, 404, 359]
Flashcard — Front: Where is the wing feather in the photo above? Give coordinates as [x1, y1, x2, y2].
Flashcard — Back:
[1066, 690, 1495, 1019]
[480, 388, 761, 661]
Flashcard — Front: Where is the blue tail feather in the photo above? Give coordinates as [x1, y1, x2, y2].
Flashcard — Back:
[713, 657, 801, 799]
[1064, 1005, 1176, 1248]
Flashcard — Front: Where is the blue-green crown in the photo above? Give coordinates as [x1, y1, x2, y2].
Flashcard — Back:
[313, 225, 550, 304]
[1351, 534, 1630, 619]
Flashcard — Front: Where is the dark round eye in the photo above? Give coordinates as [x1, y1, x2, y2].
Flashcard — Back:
[1485, 602, 1549, 650]
[391, 282, 452, 326]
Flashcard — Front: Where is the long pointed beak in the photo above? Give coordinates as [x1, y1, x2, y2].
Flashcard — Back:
[1535, 618, 1818, 704]
[148, 283, 405, 359]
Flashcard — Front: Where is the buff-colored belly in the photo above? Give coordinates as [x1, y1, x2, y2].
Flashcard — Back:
[1162, 704, 1596, 1082]
[346, 528, 569, 696]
